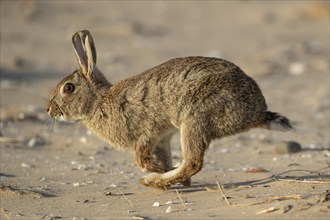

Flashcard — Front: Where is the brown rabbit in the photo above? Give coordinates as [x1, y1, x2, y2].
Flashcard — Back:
[47, 30, 292, 189]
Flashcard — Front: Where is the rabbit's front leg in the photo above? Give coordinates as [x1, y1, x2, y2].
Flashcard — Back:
[135, 144, 165, 173]
[134, 134, 174, 174]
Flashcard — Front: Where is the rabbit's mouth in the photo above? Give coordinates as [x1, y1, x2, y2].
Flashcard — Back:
[53, 109, 74, 122]
[51, 111, 75, 122]
[47, 104, 81, 123]
[47, 104, 66, 121]
[56, 114, 68, 122]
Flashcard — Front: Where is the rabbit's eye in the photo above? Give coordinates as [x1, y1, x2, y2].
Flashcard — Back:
[63, 83, 75, 94]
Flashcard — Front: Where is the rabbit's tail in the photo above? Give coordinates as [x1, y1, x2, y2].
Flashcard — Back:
[264, 111, 293, 132]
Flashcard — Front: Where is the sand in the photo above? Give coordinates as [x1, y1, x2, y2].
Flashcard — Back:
[0, 1, 329, 219]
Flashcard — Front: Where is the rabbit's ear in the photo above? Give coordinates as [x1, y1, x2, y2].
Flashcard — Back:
[81, 30, 97, 64]
[72, 30, 97, 76]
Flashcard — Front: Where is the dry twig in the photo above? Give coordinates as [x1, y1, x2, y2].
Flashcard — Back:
[277, 179, 330, 184]
[0, 137, 25, 143]
[175, 189, 186, 210]
[119, 189, 134, 207]
[247, 194, 301, 206]
[215, 177, 231, 205]
[256, 207, 279, 214]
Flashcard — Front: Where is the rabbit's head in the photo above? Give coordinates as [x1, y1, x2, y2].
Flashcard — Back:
[47, 30, 110, 122]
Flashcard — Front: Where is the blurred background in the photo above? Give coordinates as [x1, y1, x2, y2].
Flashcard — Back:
[1, 1, 328, 78]
[1, 0, 329, 136]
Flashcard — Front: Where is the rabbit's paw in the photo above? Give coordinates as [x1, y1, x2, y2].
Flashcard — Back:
[139, 173, 171, 190]
[144, 159, 166, 173]
[135, 154, 166, 173]
[139, 172, 191, 189]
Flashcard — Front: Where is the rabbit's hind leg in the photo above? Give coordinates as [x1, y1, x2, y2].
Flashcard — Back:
[154, 133, 191, 187]
[140, 119, 209, 189]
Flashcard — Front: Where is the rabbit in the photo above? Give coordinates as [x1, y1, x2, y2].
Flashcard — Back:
[47, 30, 292, 189]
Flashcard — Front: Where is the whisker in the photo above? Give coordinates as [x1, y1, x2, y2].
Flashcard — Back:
[44, 117, 55, 134]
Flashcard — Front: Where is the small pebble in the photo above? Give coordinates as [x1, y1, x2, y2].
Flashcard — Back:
[104, 191, 112, 196]
[75, 164, 86, 170]
[323, 151, 330, 157]
[220, 148, 229, 154]
[27, 138, 38, 147]
[80, 137, 87, 143]
[283, 205, 293, 214]
[86, 130, 93, 136]
[165, 201, 172, 205]
[27, 136, 46, 147]
[18, 113, 26, 120]
[308, 143, 324, 150]
[21, 163, 32, 168]
[289, 62, 305, 75]
[152, 202, 160, 207]
[275, 141, 302, 154]
[132, 216, 144, 220]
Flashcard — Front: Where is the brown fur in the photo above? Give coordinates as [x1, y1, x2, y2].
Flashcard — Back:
[47, 30, 292, 189]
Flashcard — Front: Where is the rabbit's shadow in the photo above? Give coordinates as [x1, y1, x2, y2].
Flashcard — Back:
[170, 171, 330, 194]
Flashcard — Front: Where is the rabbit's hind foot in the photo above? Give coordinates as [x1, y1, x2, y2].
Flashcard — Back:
[139, 164, 192, 189]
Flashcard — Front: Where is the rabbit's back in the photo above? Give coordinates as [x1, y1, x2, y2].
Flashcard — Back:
[107, 57, 267, 140]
